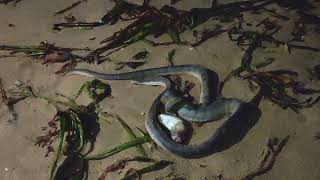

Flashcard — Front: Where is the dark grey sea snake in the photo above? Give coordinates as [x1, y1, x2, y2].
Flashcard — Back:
[68, 65, 244, 158]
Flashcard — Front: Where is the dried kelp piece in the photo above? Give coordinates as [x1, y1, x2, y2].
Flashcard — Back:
[170, 0, 182, 5]
[313, 64, 320, 80]
[114, 50, 149, 70]
[75, 79, 112, 104]
[53, 0, 150, 30]
[86, 0, 276, 60]
[98, 156, 155, 180]
[54, 0, 87, 15]
[292, 84, 320, 95]
[219, 35, 262, 94]
[132, 50, 149, 60]
[0, 0, 22, 5]
[243, 70, 320, 112]
[228, 24, 319, 52]
[256, 18, 281, 35]
[42, 50, 73, 64]
[64, 14, 76, 23]
[198, 136, 289, 180]
[55, 60, 77, 74]
[191, 25, 227, 47]
[167, 49, 176, 66]
[122, 160, 173, 180]
[241, 136, 290, 180]
[0, 80, 35, 122]
[0, 41, 88, 73]
[115, 61, 147, 70]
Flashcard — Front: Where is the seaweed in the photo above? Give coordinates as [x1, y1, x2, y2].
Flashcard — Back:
[35, 79, 154, 179]
[114, 50, 149, 70]
[54, 0, 87, 15]
[191, 25, 227, 47]
[240, 136, 290, 180]
[167, 49, 176, 66]
[228, 23, 319, 52]
[220, 19, 319, 94]
[78, 0, 276, 61]
[53, 0, 150, 30]
[98, 156, 155, 180]
[84, 135, 151, 160]
[0, 0, 22, 5]
[0, 41, 90, 74]
[0, 79, 35, 122]
[312, 64, 320, 80]
[212, 136, 290, 180]
[35, 79, 111, 178]
[122, 160, 173, 180]
[132, 49, 149, 60]
[107, 113, 147, 157]
[242, 70, 320, 112]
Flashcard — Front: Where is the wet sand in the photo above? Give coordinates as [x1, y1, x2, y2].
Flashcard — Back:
[0, 0, 320, 179]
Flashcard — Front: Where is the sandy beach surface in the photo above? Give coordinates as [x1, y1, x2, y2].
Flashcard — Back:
[0, 0, 320, 179]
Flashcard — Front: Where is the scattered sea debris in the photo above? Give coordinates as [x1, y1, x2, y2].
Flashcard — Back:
[191, 25, 227, 47]
[219, 18, 319, 94]
[64, 0, 277, 61]
[0, 0, 22, 5]
[54, 0, 87, 15]
[106, 113, 147, 156]
[0, 79, 34, 122]
[0, 41, 90, 74]
[167, 49, 176, 66]
[53, 0, 151, 30]
[240, 136, 290, 180]
[313, 64, 320, 80]
[34, 79, 153, 179]
[122, 160, 173, 180]
[210, 136, 290, 180]
[35, 79, 111, 179]
[98, 156, 155, 180]
[115, 50, 149, 70]
[132, 49, 149, 60]
[242, 70, 320, 112]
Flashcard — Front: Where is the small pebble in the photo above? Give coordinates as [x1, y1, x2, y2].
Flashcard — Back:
[188, 47, 194, 51]
[4, 168, 8, 171]
[140, 112, 145, 116]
